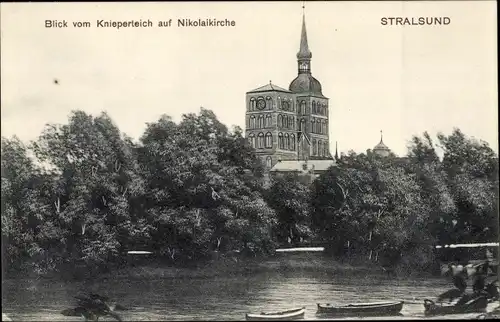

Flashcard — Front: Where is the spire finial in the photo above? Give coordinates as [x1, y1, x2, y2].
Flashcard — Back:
[380, 130, 383, 143]
[335, 141, 339, 160]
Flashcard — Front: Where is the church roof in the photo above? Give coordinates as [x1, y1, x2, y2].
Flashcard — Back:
[270, 159, 336, 173]
[373, 131, 391, 152]
[247, 83, 292, 94]
[374, 140, 390, 151]
[289, 74, 324, 96]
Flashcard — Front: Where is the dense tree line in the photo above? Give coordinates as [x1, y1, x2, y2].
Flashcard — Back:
[1, 108, 498, 277]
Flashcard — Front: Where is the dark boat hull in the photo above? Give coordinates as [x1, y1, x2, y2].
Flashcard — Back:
[423, 297, 488, 316]
[316, 301, 404, 316]
[245, 307, 306, 321]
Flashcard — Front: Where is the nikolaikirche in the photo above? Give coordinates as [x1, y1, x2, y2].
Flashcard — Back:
[245, 12, 331, 171]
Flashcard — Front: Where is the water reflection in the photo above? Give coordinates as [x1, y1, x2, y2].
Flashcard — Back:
[1, 270, 489, 321]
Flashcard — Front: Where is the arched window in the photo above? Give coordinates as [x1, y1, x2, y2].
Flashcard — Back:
[288, 116, 294, 130]
[311, 119, 315, 134]
[265, 132, 272, 148]
[312, 101, 316, 114]
[282, 100, 290, 111]
[324, 120, 328, 134]
[277, 96, 281, 110]
[325, 106, 328, 116]
[258, 115, 264, 128]
[248, 133, 256, 148]
[277, 114, 282, 128]
[290, 134, 296, 151]
[284, 133, 290, 150]
[300, 101, 306, 115]
[266, 115, 272, 127]
[291, 100, 295, 112]
[312, 139, 317, 156]
[318, 140, 323, 156]
[250, 115, 256, 129]
[266, 156, 272, 169]
[323, 120, 327, 134]
[257, 132, 265, 149]
[278, 133, 284, 149]
[324, 141, 329, 156]
[250, 98, 256, 111]
[301, 118, 306, 132]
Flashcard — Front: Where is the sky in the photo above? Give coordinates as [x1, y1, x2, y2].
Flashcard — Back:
[1, 1, 498, 157]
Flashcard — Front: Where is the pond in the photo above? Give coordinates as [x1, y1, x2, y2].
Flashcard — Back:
[3, 266, 497, 321]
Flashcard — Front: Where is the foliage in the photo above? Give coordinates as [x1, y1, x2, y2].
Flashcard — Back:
[1, 110, 498, 277]
[265, 173, 312, 245]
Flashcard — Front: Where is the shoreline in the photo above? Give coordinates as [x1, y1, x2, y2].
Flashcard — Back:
[4, 253, 437, 282]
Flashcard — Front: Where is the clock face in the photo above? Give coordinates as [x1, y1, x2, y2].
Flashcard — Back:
[257, 99, 266, 110]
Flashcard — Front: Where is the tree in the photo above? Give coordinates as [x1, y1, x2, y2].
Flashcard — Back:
[265, 173, 312, 245]
[1, 136, 62, 274]
[30, 111, 150, 273]
[137, 108, 276, 261]
[437, 129, 498, 245]
[311, 150, 435, 271]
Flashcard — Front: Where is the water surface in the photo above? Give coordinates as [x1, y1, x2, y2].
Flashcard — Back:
[2, 270, 497, 320]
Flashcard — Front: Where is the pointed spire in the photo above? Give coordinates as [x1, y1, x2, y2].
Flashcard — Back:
[297, 7, 312, 60]
[335, 141, 339, 160]
[380, 130, 384, 143]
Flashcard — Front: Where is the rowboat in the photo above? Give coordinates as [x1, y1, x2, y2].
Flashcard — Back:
[316, 301, 404, 316]
[423, 296, 488, 316]
[245, 307, 306, 321]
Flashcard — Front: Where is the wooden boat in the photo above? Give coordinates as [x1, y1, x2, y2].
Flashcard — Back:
[423, 296, 488, 316]
[316, 301, 404, 316]
[245, 307, 306, 321]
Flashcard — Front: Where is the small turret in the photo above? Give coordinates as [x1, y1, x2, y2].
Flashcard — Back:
[373, 130, 391, 157]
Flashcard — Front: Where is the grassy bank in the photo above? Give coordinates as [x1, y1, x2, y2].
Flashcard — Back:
[100, 252, 436, 282]
[3, 251, 438, 282]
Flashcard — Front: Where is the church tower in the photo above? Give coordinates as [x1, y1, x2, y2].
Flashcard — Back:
[245, 82, 297, 170]
[289, 12, 330, 161]
[245, 8, 331, 170]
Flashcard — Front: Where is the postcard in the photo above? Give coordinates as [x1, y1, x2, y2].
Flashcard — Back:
[1, 1, 498, 321]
